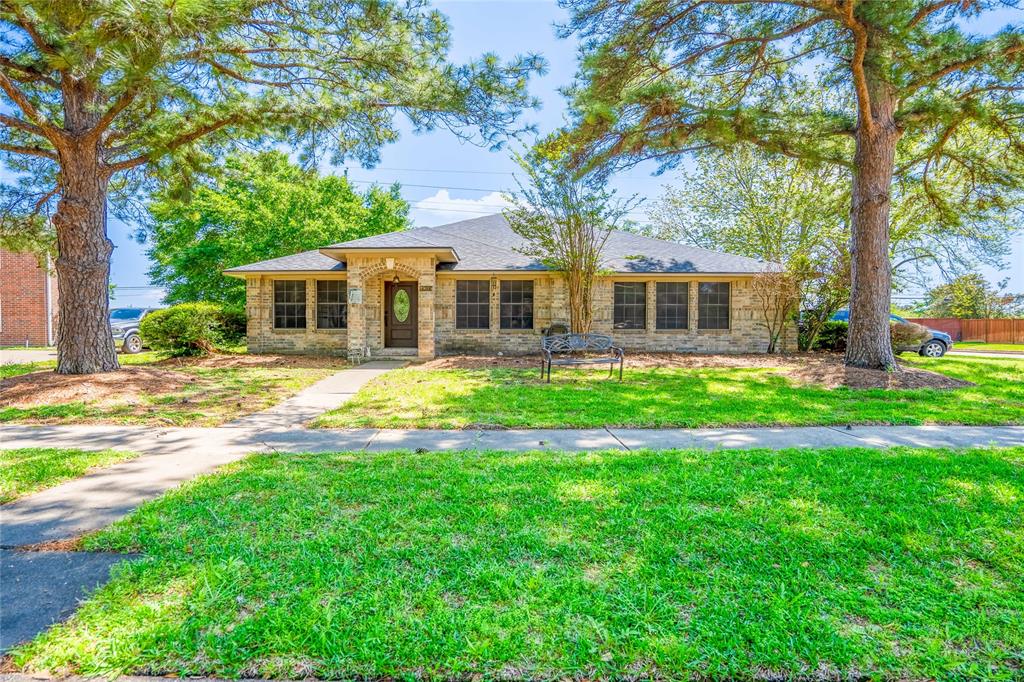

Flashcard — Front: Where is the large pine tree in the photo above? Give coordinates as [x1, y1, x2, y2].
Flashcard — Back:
[0, 0, 542, 373]
[561, 0, 1023, 369]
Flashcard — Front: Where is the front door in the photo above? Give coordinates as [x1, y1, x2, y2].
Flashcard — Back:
[384, 281, 418, 348]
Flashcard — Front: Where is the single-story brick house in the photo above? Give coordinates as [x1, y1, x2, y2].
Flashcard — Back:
[225, 214, 786, 359]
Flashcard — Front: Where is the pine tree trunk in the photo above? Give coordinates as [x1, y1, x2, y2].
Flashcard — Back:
[53, 141, 119, 374]
[845, 77, 899, 371]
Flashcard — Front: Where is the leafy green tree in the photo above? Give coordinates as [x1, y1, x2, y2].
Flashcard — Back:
[144, 151, 408, 309]
[0, 0, 543, 374]
[651, 148, 851, 350]
[561, 0, 1024, 370]
[504, 144, 639, 333]
[919, 274, 1024, 318]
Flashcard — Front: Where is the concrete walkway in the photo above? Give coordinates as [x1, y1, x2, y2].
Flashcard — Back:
[0, 348, 57, 365]
[224, 360, 405, 429]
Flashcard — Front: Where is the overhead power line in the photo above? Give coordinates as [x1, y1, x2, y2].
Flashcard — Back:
[349, 178, 509, 194]
[345, 165, 665, 182]
[411, 202, 650, 219]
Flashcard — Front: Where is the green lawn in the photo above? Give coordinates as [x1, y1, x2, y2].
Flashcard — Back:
[955, 342, 1024, 353]
[1, 354, 342, 427]
[13, 446, 1024, 680]
[0, 448, 140, 504]
[314, 355, 1024, 429]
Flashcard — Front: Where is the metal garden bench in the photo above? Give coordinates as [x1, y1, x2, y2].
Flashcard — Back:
[540, 332, 625, 382]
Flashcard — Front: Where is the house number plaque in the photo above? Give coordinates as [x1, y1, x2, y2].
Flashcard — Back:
[348, 287, 363, 304]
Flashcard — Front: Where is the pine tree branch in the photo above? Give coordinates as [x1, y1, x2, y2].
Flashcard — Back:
[906, 42, 1024, 92]
[0, 56, 58, 87]
[104, 114, 244, 173]
[0, 112, 46, 138]
[908, 0, 961, 28]
[33, 184, 59, 214]
[0, 141, 57, 159]
[0, 1, 59, 56]
[88, 85, 143, 140]
[0, 69, 56, 138]
[665, 14, 829, 71]
[836, 0, 874, 134]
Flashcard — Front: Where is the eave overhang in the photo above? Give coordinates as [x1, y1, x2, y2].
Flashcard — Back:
[318, 246, 460, 264]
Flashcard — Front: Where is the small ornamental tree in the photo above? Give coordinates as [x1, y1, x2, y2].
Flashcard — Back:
[504, 145, 638, 333]
[561, 0, 1024, 370]
[0, 0, 543, 374]
[751, 269, 800, 354]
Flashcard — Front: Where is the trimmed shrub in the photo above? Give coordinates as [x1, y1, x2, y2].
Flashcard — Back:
[140, 302, 225, 356]
[891, 320, 931, 350]
[813, 320, 849, 352]
[218, 305, 248, 344]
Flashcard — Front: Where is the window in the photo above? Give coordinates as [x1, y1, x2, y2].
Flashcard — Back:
[316, 280, 347, 329]
[613, 282, 646, 329]
[698, 282, 730, 329]
[656, 282, 689, 330]
[273, 280, 306, 329]
[456, 280, 490, 329]
[500, 280, 534, 329]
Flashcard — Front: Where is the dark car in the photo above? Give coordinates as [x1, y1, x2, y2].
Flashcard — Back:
[109, 307, 159, 354]
[831, 310, 953, 357]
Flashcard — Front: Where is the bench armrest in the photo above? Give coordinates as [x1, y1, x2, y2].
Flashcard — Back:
[611, 346, 625, 358]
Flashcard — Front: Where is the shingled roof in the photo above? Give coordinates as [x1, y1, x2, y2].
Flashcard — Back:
[225, 214, 768, 275]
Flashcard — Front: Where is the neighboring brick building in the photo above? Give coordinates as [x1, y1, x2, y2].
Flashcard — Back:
[226, 214, 793, 359]
[0, 248, 58, 347]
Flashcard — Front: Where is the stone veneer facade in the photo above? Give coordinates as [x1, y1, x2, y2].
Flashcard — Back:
[245, 255, 794, 359]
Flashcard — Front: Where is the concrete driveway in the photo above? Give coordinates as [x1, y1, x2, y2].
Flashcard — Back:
[0, 348, 57, 365]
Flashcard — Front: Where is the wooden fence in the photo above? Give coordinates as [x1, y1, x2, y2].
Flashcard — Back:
[907, 318, 1024, 343]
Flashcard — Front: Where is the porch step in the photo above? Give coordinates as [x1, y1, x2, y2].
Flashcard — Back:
[373, 348, 419, 358]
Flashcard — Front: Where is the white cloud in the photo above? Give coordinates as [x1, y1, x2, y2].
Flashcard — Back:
[411, 190, 512, 226]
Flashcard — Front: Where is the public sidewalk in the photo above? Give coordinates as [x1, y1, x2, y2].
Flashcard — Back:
[3, 423, 1022, 548]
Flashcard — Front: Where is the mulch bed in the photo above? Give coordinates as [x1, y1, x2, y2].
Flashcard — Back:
[0, 353, 349, 409]
[417, 352, 974, 391]
[154, 352, 349, 370]
[0, 366, 197, 408]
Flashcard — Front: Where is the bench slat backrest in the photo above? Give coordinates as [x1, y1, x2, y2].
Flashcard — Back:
[541, 333, 614, 353]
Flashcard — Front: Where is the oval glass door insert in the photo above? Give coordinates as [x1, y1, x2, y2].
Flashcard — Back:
[393, 289, 410, 322]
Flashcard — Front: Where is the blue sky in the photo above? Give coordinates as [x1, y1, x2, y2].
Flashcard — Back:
[12, 0, 1024, 307]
